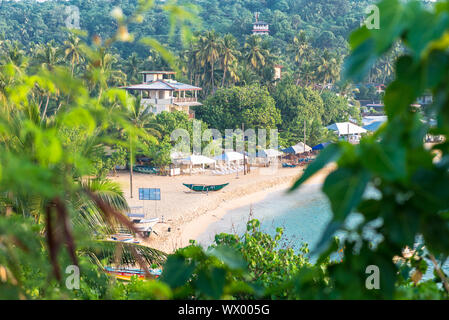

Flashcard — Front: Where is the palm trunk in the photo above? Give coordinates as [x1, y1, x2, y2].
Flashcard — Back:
[211, 62, 215, 92]
[129, 139, 133, 199]
[5, 192, 13, 217]
[320, 80, 326, 94]
[42, 94, 50, 120]
[221, 64, 227, 88]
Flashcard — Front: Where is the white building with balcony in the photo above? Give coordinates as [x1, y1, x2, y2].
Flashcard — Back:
[252, 21, 269, 35]
[124, 71, 202, 118]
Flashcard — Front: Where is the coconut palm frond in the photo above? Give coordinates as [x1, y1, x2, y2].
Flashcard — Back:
[71, 179, 129, 236]
[73, 199, 116, 235]
[83, 179, 128, 212]
[81, 240, 167, 267]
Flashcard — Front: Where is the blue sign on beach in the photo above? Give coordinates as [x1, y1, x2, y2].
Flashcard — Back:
[138, 188, 161, 200]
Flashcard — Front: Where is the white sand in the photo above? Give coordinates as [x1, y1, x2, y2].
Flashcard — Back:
[110, 164, 335, 253]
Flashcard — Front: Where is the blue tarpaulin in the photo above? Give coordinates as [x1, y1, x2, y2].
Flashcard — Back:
[312, 142, 331, 151]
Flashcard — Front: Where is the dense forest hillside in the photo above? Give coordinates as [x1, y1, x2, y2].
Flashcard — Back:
[0, 0, 382, 146]
[0, 0, 370, 57]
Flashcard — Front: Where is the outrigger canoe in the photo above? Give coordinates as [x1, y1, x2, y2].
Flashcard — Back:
[183, 183, 229, 192]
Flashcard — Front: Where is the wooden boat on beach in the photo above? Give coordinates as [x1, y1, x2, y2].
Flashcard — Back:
[108, 233, 140, 243]
[104, 266, 162, 281]
[133, 165, 158, 174]
[183, 183, 229, 192]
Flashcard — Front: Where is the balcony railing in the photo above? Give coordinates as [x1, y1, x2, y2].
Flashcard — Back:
[141, 98, 173, 105]
[174, 97, 197, 103]
[140, 97, 198, 105]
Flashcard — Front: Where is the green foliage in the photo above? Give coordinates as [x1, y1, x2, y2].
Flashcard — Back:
[320, 90, 361, 125]
[2, 0, 449, 301]
[274, 77, 338, 146]
[0, 0, 178, 299]
[0, 0, 376, 93]
[293, 0, 449, 299]
[124, 219, 329, 300]
[92, 147, 128, 178]
[195, 84, 281, 132]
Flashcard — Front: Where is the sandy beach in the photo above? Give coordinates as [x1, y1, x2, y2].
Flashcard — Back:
[110, 164, 334, 253]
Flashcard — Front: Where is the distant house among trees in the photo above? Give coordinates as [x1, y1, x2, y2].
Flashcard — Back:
[252, 12, 269, 35]
[123, 71, 202, 118]
[274, 65, 283, 81]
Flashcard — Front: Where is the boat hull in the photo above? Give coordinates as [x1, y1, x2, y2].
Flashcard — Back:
[183, 183, 229, 192]
[105, 267, 161, 281]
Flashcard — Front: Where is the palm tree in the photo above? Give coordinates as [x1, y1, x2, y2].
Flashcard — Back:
[379, 56, 394, 84]
[298, 59, 317, 87]
[227, 59, 241, 86]
[316, 50, 341, 92]
[124, 52, 142, 84]
[220, 34, 239, 87]
[126, 97, 162, 139]
[288, 31, 311, 85]
[0, 40, 28, 75]
[0, 75, 165, 284]
[183, 41, 202, 86]
[196, 31, 222, 93]
[85, 47, 127, 98]
[236, 63, 258, 86]
[244, 35, 269, 74]
[64, 34, 84, 76]
[34, 40, 61, 71]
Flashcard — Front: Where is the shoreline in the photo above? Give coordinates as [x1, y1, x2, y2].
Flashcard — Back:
[111, 164, 335, 253]
[173, 181, 292, 250]
[181, 165, 334, 250]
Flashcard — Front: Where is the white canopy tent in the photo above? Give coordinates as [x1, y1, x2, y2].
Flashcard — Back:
[327, 122, 367, 135]
[214, 151, 244, 163]
[282, 142, 312, 154]
[180, 154, 216, 174]
[258, 149, 283, 158]
[170, 151, 190, 164]
[181, 154, 216, 166]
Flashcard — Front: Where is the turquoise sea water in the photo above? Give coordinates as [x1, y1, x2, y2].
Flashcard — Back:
[197, 184, 333, 255]
[197, 183, 449, 280]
